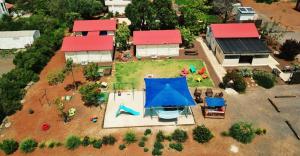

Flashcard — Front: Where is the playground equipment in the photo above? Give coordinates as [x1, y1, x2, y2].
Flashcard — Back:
[116, 104, 140, 117]
[180, 68, 189, 77]
[198, 67, 206, 75]
[90, 116, 98, 123]
[190, 65, 196, 73]
[41, 123, 50, 131]
[68, 108, 76, 117]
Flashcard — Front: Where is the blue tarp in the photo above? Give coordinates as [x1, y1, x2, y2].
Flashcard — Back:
[144, 77, 195, 108]
[205, 97, 225, 107]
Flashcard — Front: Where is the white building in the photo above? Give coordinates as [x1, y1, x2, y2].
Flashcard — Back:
[0, 30, 40, 49]
[61, 36, 114, 64]
[105, 0, 131, 14]
[133, 30, 182, 57]
[206, 23, 270, 66]
[236, 7, 256, 21]
[73, 19, 116, 37]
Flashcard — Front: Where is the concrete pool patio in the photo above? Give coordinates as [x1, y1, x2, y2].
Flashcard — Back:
[103, 91, 195, 128]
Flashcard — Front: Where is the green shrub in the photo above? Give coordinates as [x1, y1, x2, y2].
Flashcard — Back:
[152, 148, 162, 156]
[138, 141, 145, 147]
[144, 129, 152, 136]
[229, 122, 256, 144]
[123, 131, 137, 144]
[169, 142, 183, 152]
[20, 138, 38, 153]
[156, 131, 165, 142]
[119, 144, 126, 150]
[144, 147, 149, 152]
[47, 70, 65, 85]
[171, 129, 188, 143]
[47, 141, 55, 148]
[79, 83, 101, 106]
[0, 139, 19, 155]
[164, 135, 172, 141]
[65, 135, 81, 150]
[102, 135, 117, 145]
[263, 129, 267, 134]
[153, 141, 164, 150]
[39, 142, 46, 149]
[92, 139, 102, 149]
[253, 71, 276, 89]
[83, 63, 101, 81]
[192, 125, 214, 143]
[141, 136, 148, 142]
[81, 136, 90, 147]
[223, 71, 247, 93]
[221, 131, 230, 137]
[239, 68, 253, 77]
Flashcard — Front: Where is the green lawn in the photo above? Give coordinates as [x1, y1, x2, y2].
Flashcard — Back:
[112, 59, 214, 90]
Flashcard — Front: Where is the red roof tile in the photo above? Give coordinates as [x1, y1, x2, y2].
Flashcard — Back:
[73, 20, 116, 32]
[133, 30, 182, 45]
[61, 36, 113, 52]
[210, 23, 259, 38]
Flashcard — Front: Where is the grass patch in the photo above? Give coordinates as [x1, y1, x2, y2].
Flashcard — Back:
[113, 60, 214, 90]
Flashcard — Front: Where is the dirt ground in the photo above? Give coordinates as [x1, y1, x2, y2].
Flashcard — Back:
[241, 0, 300, 31]
[1, 51, 300, 155]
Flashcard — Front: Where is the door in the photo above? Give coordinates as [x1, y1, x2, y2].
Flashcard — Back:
[239, 56, 253, 64]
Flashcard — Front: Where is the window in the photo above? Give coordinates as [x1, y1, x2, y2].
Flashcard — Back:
[82, 31, 88, 36]
[225, 55, 239, 59]
[100, 31, 108, 36]
[239, 56, 253, 64]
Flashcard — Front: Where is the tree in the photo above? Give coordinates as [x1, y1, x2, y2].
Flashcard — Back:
[0, 139, 19, 155]
[153, 0, 178, 29]
[116, 22, 130, 51]
[279, 39, 300, 61]
[83, 63, 101, 81]
[125, 0, 158, 30]
[79, 83, 101, 106]
[179, 27, 195, 48]
[212, 0, 237, 23]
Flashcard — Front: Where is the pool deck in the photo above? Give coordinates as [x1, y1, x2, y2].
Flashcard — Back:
[103, 91, 195, 128]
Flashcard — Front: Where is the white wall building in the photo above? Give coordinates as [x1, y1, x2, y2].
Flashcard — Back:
[61, 36, 114, 64]
[236, 7, 256, 21]
[0, 30, 40, 49]
[206, 23, 270, 66]
[105, 0, 131, 14]
[133, 30, 182, 57]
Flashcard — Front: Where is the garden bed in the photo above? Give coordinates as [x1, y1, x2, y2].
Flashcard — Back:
[112, 59, 214, 90]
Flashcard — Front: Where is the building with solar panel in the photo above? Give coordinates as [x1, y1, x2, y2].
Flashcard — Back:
[236, 7, 256, 21]
[206, 23, 271, 66]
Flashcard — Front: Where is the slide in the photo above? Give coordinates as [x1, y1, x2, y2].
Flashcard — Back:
[116, 104, 140, 117]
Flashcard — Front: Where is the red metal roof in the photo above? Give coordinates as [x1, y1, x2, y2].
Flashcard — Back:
[61, 36, 113, 52]
[133, 30, 182, 45]
[73, 20, 116, 32]
[210, 23, 259, 38]
[5, 3, 14, 9]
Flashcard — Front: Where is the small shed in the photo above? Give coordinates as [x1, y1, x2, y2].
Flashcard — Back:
[61, 36, 114, 64]
[133, 30, 182, 57]
[0, 30, 40, 49]
[73, 19, 116, 37]
[236, 7, 256, 21]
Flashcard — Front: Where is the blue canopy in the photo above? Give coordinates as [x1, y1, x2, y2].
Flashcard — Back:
[144, 77, 195, 108]
[205, 97, 225, 107]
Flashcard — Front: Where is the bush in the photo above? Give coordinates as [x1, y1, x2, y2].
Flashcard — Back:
[171, 129, 188, 143]
[102, 135, 117, 145]
[144, 129, 152, 136]
[255, 0, 279, 4]
[39, 142, 46, 149]
[144, 147, 149, 152]
[81, 136, 90, 147]
[92, 139, 102, 149]
[20, 138, 38, 153]
[138, 141, 145, 147]
[192, 125, 214, 143]
[229, 122, 256, 144]
[123, 131, 137, 144]
[255, 128, 263, 135]
[169, 142, 183, 152]
[156, 131, 165, 142]
[65, 135, 81, 150]
[47, 70, 65, 85]
[141, 136, 148, 142]
[152, 148, 162, 156]
[119, 144, 126, 150]
[253, 71, 276, 89]
[223, 71, 247, 93]
[83, 63, 101, 81]
[153, 141, 164, 150]
[279, 39, 300, 61]
[79, 83, 101, 106]
[0, 139, 19, 155]
[239, 68, 253, 77]
[179, 26, 195, 48]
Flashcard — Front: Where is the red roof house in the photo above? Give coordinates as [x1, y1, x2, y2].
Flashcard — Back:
[133, 30, 182, 57]
[73, 20, 117, 32]
[61, 36, 114, 63]
[210, 23, 259, 38]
